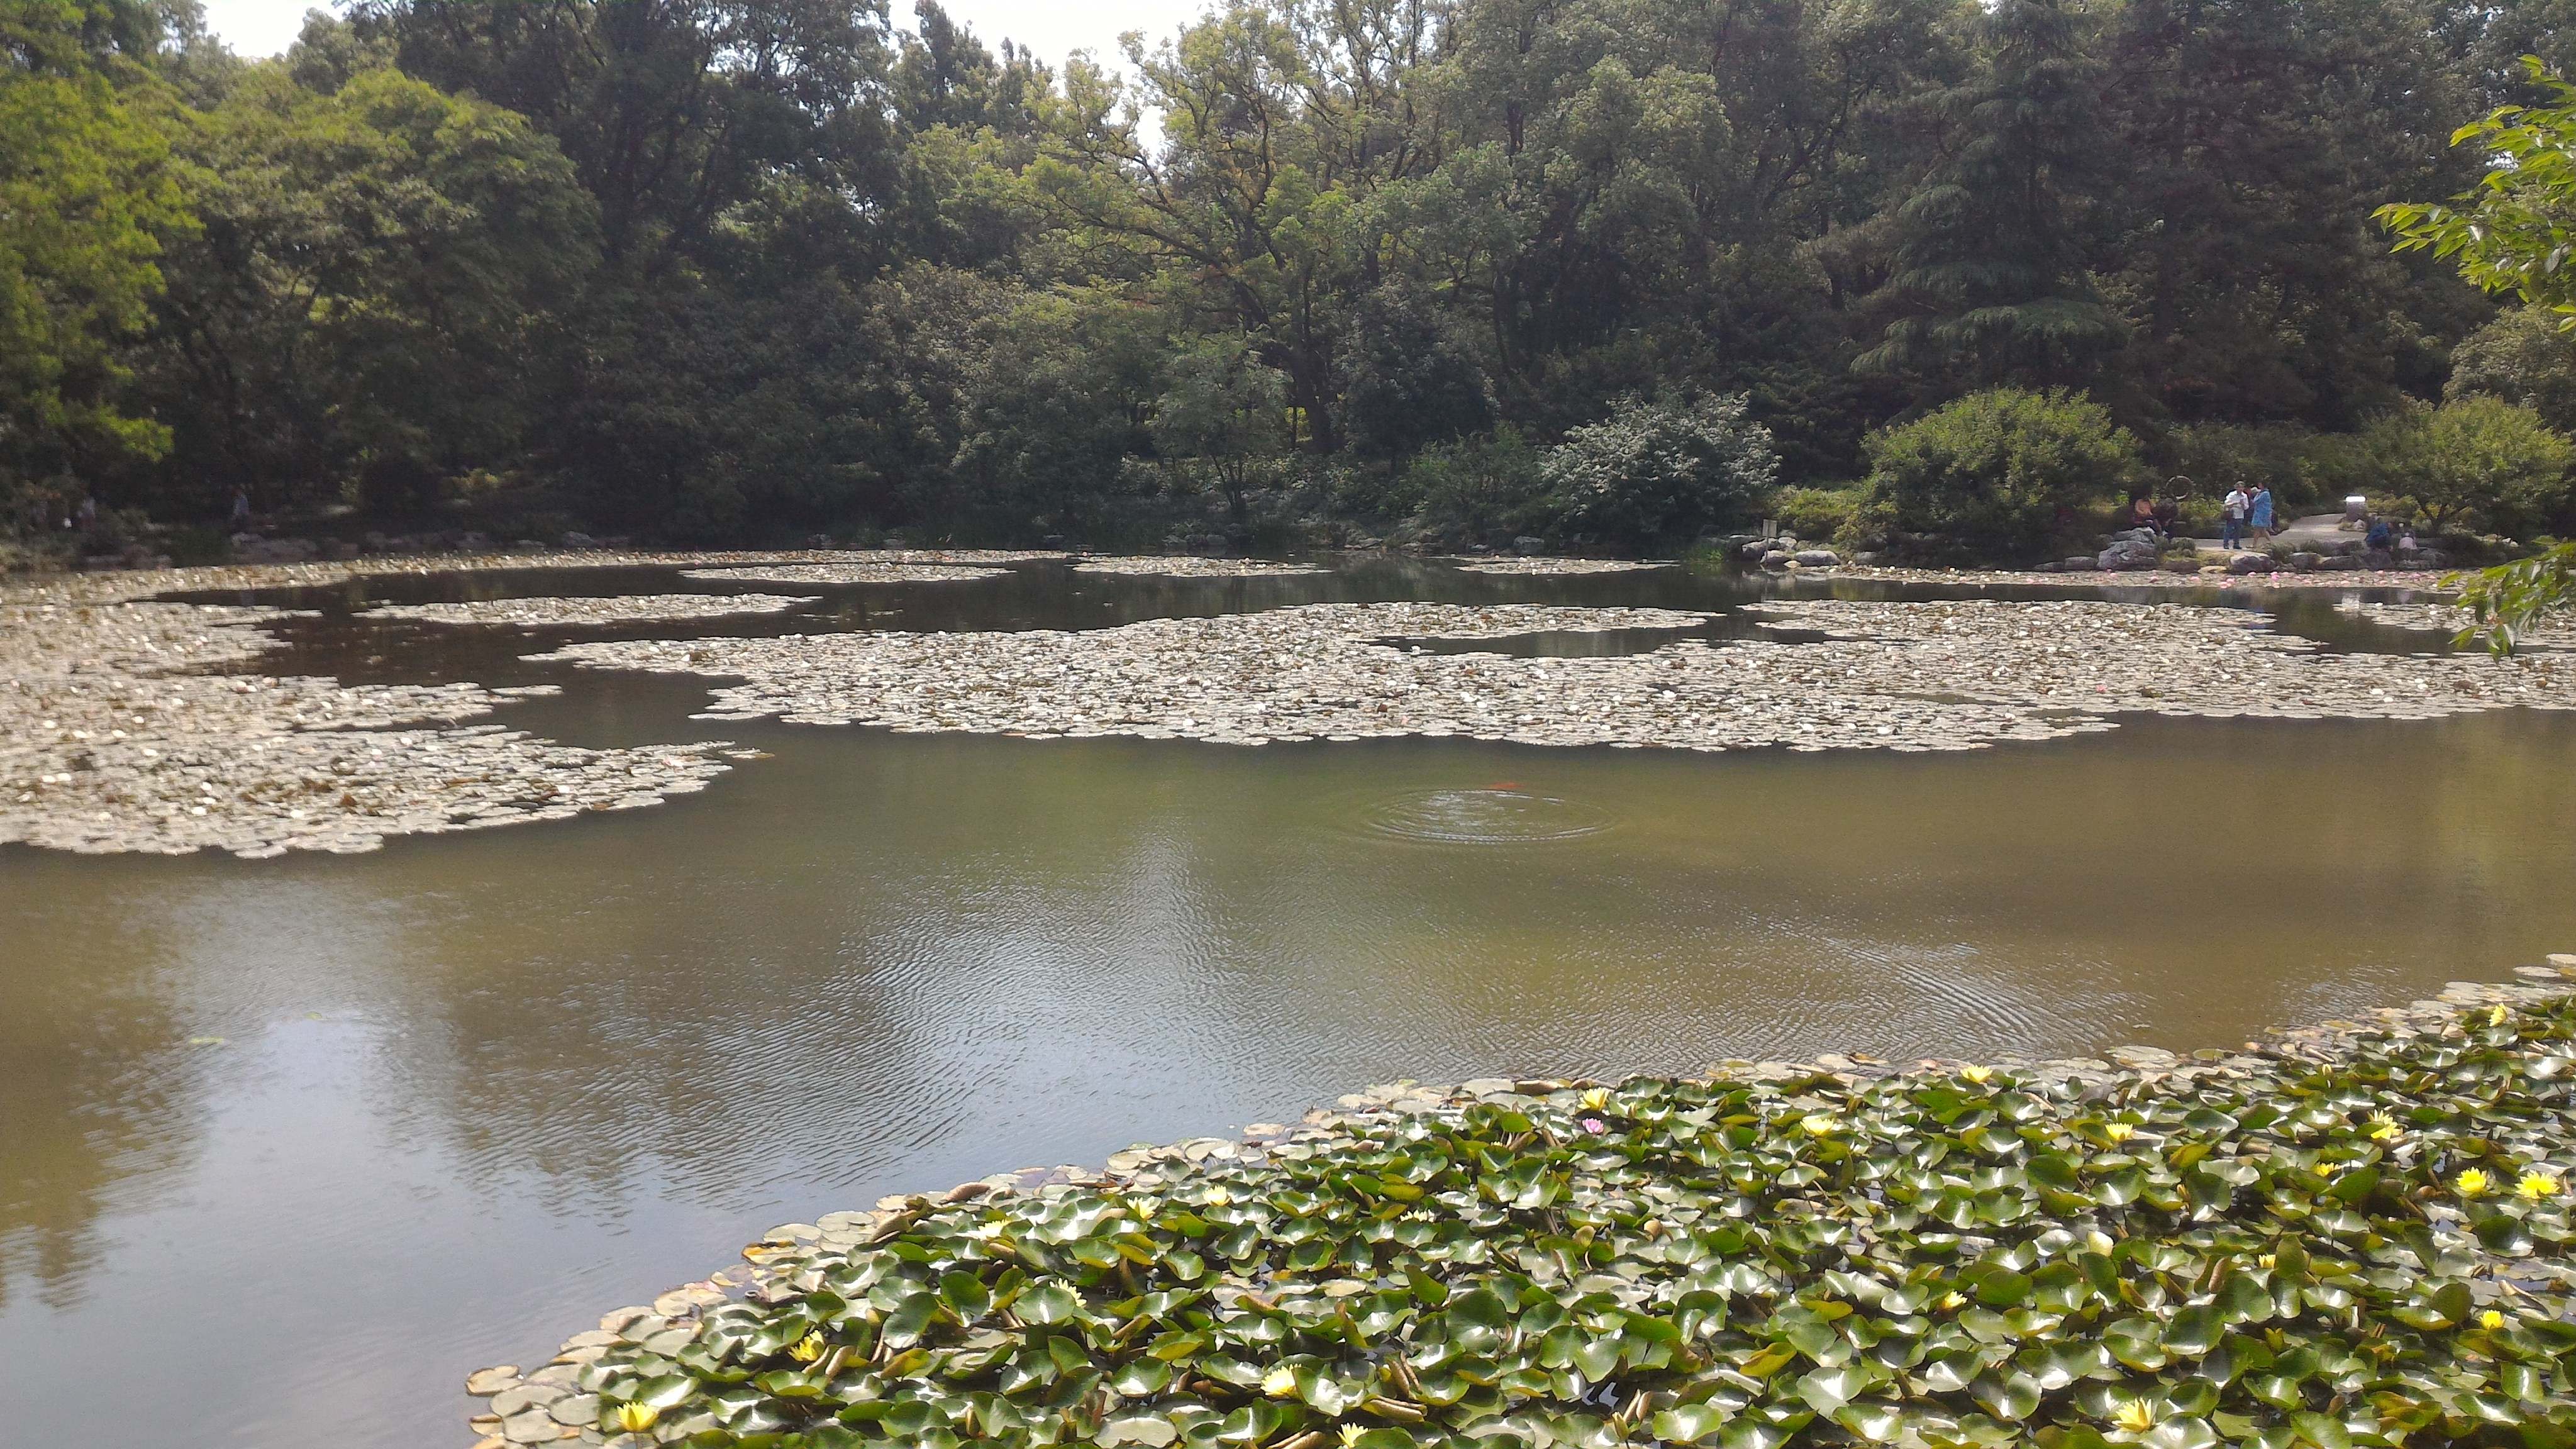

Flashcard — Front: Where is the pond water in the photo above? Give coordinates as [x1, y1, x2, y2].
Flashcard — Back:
[5, 558, 2574, 1448]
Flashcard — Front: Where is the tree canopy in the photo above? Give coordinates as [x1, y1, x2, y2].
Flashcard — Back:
[6, 0, 2573, 552]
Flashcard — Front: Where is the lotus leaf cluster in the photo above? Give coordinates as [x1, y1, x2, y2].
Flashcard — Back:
[567, 999, 2576, 1449]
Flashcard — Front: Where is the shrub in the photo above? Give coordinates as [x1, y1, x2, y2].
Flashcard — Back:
[1857, 388, 2141, 557]
[1404, 427, 1546, 541]
[2362, 397, 2576, 537]
[1767, 484, 1867, 545]
[1533, 391, 1778, 547]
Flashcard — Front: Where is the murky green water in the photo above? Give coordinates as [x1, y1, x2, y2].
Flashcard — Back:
[5, 559, 2572, 1446]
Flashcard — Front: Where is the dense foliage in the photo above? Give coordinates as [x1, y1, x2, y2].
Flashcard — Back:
[8, 0, 2576, 550]
[1856, 391, 2140, 557]
[563, 995, 2576, 1449]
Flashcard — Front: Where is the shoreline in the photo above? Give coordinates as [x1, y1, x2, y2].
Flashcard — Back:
[465, 953, 2576, 1447]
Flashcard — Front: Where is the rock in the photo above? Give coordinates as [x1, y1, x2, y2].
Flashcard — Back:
[1760, 550, 1794, 569]
[2060, 556, 2098, 571]
[2226, 553, 2272, 575]
[1741, 540, 1772, 560]
[1794, 549, 1841, 567]
[2289, 552, 2323, 570]
[2314, 555, 2362, 572]
[1514, 536, 1546, 555]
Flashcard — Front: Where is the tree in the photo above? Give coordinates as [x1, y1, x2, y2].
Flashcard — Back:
[1858, 387, 2140, 557]
[2449, 304, 2576, 434]
[1, 0, 191, 525]
[1857, 0, 2124, 392]
[2363, 397, 2574, 535]
[2382, 59, 2576, 328]
[135, 62, 596, 513]
[1145, 336, 1291, 523]
[1535, 391, 1777, 547]
[1340, 282, 1495, 459]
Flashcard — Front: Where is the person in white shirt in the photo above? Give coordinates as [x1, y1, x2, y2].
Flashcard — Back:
[2221, 485, 2249, 549]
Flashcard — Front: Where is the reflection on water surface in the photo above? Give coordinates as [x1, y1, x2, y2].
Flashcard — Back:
[1, 558, 2561, 1448]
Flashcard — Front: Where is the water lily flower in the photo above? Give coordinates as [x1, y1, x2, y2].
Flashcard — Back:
[1204, 1188, 1232, 1208]
[1580, 1087, 1614, 1111]
[1960, 1065, 1993, 1085]
[1263, 1366, 1300, 1398]
[1936, 1291, 1966, 1311]
[2367, 1111, 2400, 1141]
[2102, 1122, 2136, 1143]
[1799, 1114, 1843, 1136]
[1340, 1426, 1364, 1447]
[2111, 1399, 2157, 1434]
[1580, 1116, 1607, 1135]
[2485, 1004, 2509, 1026]
[2517, 1170, 2562, 1200]
[2480, 1309, 2507, 1330]
[790, 1331, 826, 1363]
[614, 1402, 660, 1433]
[2456, 1168, 2494, 1197]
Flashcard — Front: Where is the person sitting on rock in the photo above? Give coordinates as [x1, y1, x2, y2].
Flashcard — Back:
[2365, 514, 2394, 553]
[2129, 494, 2160, 536]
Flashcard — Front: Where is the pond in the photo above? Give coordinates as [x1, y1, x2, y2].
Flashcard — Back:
[4, 557, 2573, 1447]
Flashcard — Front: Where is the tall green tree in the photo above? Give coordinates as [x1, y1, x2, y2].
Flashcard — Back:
[135, 62, 596, 512]
[1, 0, 191, 522]
[1857, 0, 2124, 392]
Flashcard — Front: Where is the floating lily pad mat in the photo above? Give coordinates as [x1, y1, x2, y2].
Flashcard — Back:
[533, 981, 2575, 1449]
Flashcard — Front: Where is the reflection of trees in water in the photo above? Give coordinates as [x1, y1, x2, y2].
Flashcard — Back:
[0, 908, 204, 1313]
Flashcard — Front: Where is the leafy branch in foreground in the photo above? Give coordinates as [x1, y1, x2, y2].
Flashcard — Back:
[2455, 544, 2576, 655]
[2381, 58, 2576, 652]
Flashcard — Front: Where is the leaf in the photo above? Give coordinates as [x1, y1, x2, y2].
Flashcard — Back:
[1653, 1402, 1736, 1443]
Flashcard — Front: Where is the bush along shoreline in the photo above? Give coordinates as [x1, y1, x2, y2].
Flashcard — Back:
[469, 961, 2576, 1449]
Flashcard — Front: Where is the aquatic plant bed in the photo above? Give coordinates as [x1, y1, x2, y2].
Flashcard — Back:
[680, 565, 1014, 586]
[469, 960, 2576, 1449]
[1825, 567, 2458, 594]
[1070, 558, 1329, 577]
[369, 595, 821, 627]
[536, 599, 2576, 753]
[1, 598, 742, 856]
[1448, 560, 1673, 576]
[2333, 601, 2576, 652]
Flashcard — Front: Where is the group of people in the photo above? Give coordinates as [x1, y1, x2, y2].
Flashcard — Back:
[2216, 481, 2276, 549]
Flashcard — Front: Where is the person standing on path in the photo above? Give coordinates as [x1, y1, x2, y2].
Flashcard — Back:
[2247, 483, 2275, 548]
[2221, 484, 2248, 548]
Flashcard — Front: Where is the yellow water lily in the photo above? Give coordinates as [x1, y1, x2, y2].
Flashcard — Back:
[1580, 1087, 1614, 1111]
[2480, 1309, 2507, 1330]
[1799, 1113, 1843, 1136]
[2518, 1170, 2563, 1200]
[1262, 1366, 1299, 1398]
[1203, 1187, 1232, 1208]
[2111, 1399, 2157, 1434]
[2456, 1168, 2494, 1197]
[1959, 1065, 1993, 1085]
[1936, 1291, 1966, 1311]
[2102, 1122, 2136, 1143]
[2367, 1111, 2400, 1141]
[2485, 1004, 2509, 1026]
[789, 1331, 826, 1363]
[1340, 1426, 1365, 1447]
[614, 1401, 660, 1433]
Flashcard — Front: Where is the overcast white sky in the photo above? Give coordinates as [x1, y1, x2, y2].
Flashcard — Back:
[196, 1, 1211, 69]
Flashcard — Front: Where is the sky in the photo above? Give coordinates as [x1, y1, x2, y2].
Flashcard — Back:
[196, 1, 1212, 68]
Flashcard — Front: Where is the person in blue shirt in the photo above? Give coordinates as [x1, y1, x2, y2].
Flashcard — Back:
[2247, 484, 2275, 547]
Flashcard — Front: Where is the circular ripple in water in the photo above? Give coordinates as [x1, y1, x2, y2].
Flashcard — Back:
[1362, 788, 1614, 845]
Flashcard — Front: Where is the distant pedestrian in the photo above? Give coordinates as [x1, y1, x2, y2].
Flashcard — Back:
[2221, 485, 2249, 548]
[2247, 484, 2275, 547]
[229, 486, 252, 530]
[2129, 493, 2159, 536]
